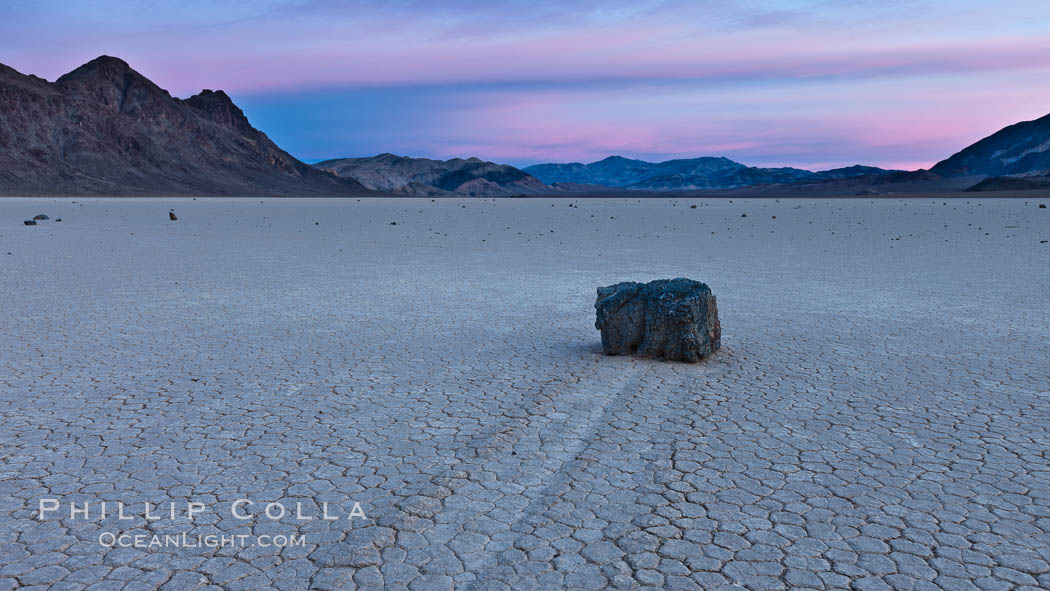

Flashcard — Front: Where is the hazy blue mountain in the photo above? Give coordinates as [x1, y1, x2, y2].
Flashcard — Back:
[524, 156, 744, 187]
[524, 157, 897, 190]
[931, 111, 1050, 177]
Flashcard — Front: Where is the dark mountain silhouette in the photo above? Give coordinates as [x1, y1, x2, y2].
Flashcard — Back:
[524, 156, 898, 190]
[315, 153, 550, 196]
[932, 112, 1050, 178]
[966, 175, 1050, 192]
[0, 56, 370, 196]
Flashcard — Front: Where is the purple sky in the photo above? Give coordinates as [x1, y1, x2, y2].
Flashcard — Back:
[4, 1, 1050, 170]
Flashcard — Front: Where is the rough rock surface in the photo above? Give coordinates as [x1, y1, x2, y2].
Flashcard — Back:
[595, 278, 720, 362]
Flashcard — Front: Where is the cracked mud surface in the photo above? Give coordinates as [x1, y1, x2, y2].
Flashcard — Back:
[1, 196, 1048, 590]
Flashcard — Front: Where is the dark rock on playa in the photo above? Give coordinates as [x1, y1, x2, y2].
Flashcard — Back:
[23, 220, 37, 225]
[595, 278, 720, 362]
[33, 214, 49, 220]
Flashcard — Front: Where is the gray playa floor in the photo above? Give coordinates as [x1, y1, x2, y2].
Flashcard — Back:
[1, 196, 1049, 591]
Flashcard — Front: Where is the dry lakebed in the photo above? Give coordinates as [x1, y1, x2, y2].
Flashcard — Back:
[1, 196, 1049, 591]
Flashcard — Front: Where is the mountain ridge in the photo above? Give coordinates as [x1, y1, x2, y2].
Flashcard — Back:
[315, 153, 551, 196]
[0, 56, 371, 196]
[931, 112, 1050, 178]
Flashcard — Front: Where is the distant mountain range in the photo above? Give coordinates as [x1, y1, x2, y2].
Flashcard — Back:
[311, 154, 903, 196]
[1, 55, 1048, 196]
[0, 56, 368, 196]
[315, 153, 550, 196]
[523, 157, 897, 190]
[523, 111, 1050, 192]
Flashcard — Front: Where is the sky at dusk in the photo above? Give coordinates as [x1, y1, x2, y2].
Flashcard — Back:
[4, 1, 1050, 170]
